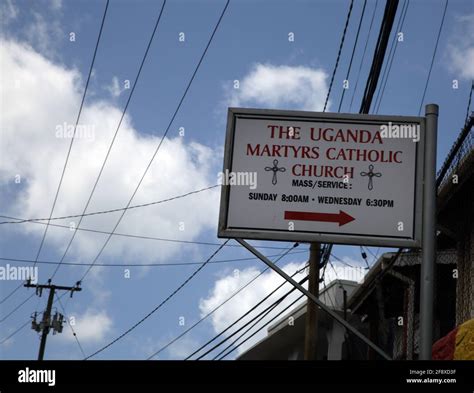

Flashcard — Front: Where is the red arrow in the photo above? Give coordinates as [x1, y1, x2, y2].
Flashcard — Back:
[284, 210, 355, 226]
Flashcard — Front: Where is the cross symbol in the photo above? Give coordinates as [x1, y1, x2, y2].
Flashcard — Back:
[265, 159, 286, 185]
[360, 164, 382, 190]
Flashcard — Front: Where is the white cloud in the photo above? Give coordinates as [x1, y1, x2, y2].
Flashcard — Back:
[0, 39, 220, 265]
[50, 0, 62, 11]
[228, 63, 329, 111]
[60, 309, 112, 343]
[0, 0, 18, 24]
[23, 11, 63, 58]
[447, 14, 474, 80]
[199, 262, 308, 358]
[199, 258, 366, 358]
[105, 76, 123, 98]
[166, 336, 200, 359]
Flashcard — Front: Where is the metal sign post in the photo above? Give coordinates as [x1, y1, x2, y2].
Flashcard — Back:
[419, 104, 438, 360]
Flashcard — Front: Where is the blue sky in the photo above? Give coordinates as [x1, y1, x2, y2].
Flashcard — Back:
[0, 0, 472, 360]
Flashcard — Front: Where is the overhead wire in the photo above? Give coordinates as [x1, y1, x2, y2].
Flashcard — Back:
[0, 319, 30, 345]
[77, 0, 230, 285]
[373, 0, 410, 113]
[0, 215, 287, 250]
[85, 240, 230, 359]
[50, 0, 168, 280]
[146, 243, 299, 359]
[55, 293, 86, 358]
[31, 0, 110, 270]
[417, 0, 449, 116]
[323, 0, 355, 112]
[338, 0, 367, 112]
[0, 282, 23, 305]
[0, 293, 35, 323]
[349, 0, 378, 112]
[187, 265, 308, 360]
[0, 249, 306, 268]
[359, 0, 399, 113]
[0, 185, 218, 225]
[212, 272, 308, 360]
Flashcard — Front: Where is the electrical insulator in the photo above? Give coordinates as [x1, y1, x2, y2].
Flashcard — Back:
[31, 312, 41, 332]
[52, 312, 64, 334]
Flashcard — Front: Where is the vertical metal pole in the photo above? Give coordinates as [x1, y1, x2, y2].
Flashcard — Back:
[38, 286, 55, 360]
[419, 103, 438, 360]
[304, 243, 320, 360]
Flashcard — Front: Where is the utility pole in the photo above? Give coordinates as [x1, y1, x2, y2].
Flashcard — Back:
[25, 279, 81, 360]
[304, 243, 321, 360]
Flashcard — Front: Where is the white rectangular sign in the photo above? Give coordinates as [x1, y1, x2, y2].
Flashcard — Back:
[218, 108, 425, 247]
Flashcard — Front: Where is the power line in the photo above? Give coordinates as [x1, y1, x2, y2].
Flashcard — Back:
[349, 0, 378, 112]
[31, 0, 110, 270]
[0, 291, 71, 348]
[215, 300, 281, 359]
[373, 0, 410, 113]
[320, 0, 400, 298]
[372, 247, 380, 264]
[0, 282, 23, 305]
[0, 319, 30, 345]
[214, 294, 285, 360]
[146, 243, 299, 359]
[211, 273, 308, 360]
[328, 259, 342, 281]
[373, 0, 409, 112]
[77, 0, 230, 284]
[50, 0, 168, 280]
[318, 0, 360, 309]
[85, 239, 230, 360]
[360, 245, 371, 269]
[319, 277, 365, 360]
[320, 275, 339, 311]
[0, 249, 306, 268]
[320, 255, 329, 283]
[0, 185, 218, 225]
[359, 0, 399, 113]
[338, 0, 367, 112]
[363, 245, 379, 261]
[0, 215, 287, 250]
[187, 266, 308, 360]
[214, 258, 359, 360]
[25, 281, 82, 360]
[55, 293, 86, 358]
[323, 0, 354, 112]
[220, 294, 305, 360]
[417, 0, 449, 116]
[0, 293, 35, 323]
[329, 253, 355, 268]
[218, 272, 340, 360]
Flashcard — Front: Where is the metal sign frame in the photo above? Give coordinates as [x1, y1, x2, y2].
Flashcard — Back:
[218, 108, 425, 248]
